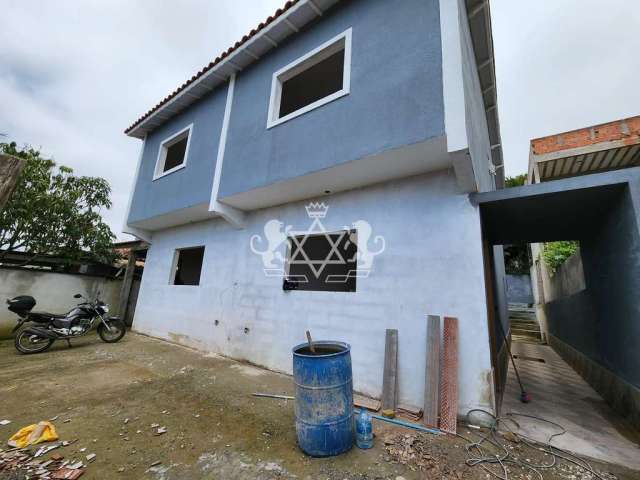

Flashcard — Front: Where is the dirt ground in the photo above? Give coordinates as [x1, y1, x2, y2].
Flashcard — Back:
[1, 332, 638, 480]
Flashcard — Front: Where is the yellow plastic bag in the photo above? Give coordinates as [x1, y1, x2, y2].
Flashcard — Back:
[8, 421, 58, 448]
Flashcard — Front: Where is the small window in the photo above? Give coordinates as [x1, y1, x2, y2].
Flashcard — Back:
[171, 246, 205, 286]
[154, 124, 192, 179]
[284, 230, 357, 292]
[267, 29, 351, 128]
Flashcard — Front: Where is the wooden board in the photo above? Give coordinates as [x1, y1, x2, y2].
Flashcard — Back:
[423, 315, 440, 428]
[354, 394, 381, 412]
[439, 316, 459, 434]
[381, 329, 398, 412]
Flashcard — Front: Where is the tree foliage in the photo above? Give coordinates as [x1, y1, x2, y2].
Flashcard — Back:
[504, 243, 531, 275]
[0, 141, 117, 264]
[542, 241, 578, 274]
[505, 173, 527, 188]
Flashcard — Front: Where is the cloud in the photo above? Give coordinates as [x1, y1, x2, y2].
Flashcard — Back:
[491, 0, 640, 177]
[0, 0, 283, 240]
[2, 0, 639, 238]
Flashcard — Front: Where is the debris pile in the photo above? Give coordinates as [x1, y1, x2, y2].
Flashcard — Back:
[383, 433, 444, 473]
[0, 442, 92, 479]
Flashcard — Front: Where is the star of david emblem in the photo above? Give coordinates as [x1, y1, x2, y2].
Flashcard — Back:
[288, 216, 350, 279]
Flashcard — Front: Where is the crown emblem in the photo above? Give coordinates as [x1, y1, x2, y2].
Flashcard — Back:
[305, 202, 329, 218]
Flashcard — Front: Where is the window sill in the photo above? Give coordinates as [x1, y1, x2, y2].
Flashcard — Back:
[266, 88, 350, 129]
[153, 163, 186, 181]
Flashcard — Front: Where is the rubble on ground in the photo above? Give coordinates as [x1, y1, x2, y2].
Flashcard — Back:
[0, 442, 88, 479]
[383, 432, 452, 474]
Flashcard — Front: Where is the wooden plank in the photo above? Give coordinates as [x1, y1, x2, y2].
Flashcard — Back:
[439, 316, 459, 434]
[423, 315, 440, 428]
[381, 329, 398, 413]
[353, 394, 381, 412]
[397, 403, 423, 421]
[118, 252, 137, 326]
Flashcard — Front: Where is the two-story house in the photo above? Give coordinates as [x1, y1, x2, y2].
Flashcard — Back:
[123, 0, 507, 416]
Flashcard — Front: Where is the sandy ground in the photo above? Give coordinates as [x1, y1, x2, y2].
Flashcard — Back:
[1, 332, 638, 480]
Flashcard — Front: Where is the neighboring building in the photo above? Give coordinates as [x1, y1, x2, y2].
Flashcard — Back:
[528, 115, 640, 341]
[123, 0, 508, 415]
[528, 115, 640, 184]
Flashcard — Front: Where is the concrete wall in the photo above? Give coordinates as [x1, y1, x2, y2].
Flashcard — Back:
[0, 268, 121, 339]
[128, 85, 228, 224]
[505, 274, 533, 305]
[545, 250, 585, 303]
[544, 182, 640, 427]
[219, 0, 445, 198]
[579, 185, 640, 389]
[132, 170, 495, 414]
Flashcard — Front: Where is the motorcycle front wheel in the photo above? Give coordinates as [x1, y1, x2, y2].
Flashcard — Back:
[98, 318, 126, 343]
[15, 331, 54, 354]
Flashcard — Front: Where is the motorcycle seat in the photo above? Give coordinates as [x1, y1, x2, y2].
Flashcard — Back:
[30, 311, 67, 320]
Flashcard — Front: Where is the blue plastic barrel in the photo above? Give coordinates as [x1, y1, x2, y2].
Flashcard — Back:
[292, 341, 354, 456]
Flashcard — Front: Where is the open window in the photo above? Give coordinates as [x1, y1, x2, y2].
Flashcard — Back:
[171, 246, 205, 286]
[267, 29, 352, 128]
[284, 229, 357, 292]
[154, 124, 192, 179]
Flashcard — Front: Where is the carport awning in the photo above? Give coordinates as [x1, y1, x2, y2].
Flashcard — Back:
[537, 144, 640, 182]
[471, 168, 640, 245]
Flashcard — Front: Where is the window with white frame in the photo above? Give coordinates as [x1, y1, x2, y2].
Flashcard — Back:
[154, 124, 192, 179]
[267, 29, 352, 128]
[170, 246, 205, 286]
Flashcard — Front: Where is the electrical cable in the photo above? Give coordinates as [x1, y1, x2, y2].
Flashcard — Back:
[455, 409, 607, 480]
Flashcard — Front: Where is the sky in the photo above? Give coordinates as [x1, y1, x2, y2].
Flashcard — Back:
[1, 0, 639, 241]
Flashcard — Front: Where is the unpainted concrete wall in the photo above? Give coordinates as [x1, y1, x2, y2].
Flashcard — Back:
[133, 170, 495, 414]
[0, 269, 121, 339]
[546, 250, 585, 303]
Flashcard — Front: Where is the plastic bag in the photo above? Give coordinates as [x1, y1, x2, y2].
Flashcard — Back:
[8, 421, 59, 448]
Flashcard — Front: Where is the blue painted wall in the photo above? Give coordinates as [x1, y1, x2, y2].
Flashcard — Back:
[505, 274, 533, 304]
[547, 183, 640, 389]
[128, 85, 228, 224]
[218, 0, 445, 198]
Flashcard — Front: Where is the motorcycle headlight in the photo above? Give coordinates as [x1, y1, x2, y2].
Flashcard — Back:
[103, 306, 109, 313]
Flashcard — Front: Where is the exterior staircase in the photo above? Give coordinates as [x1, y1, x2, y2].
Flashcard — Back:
[509, 304, 542, 343]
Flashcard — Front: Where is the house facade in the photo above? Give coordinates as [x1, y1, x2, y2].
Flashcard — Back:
[124, 0, 507, 415]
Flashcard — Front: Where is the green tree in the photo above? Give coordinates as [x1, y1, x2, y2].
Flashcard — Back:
[0, 141, 116, 264]
[504, 243, 531, 274]
[542, 241, 578, 274]
[505, 173, 527, 188]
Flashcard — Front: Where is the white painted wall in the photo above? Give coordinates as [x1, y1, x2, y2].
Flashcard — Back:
[133, 170, 494, 414]
[0, 269, 121, 339]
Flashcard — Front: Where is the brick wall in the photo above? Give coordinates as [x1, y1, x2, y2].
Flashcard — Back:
[531, 116, 640, 155]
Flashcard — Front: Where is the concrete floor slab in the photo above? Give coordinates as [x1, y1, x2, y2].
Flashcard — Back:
[502, 341, 640, 469]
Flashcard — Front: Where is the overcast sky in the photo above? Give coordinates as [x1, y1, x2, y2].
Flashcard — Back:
[2, 0, 639, 241]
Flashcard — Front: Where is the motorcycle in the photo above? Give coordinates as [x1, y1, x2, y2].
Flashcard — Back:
[7, 293, 126, 354]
